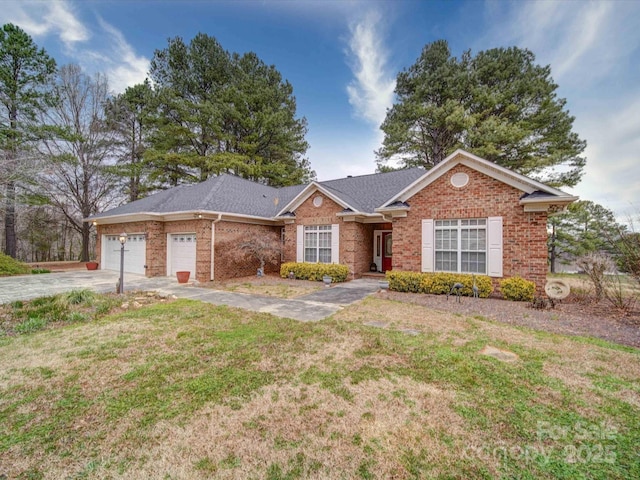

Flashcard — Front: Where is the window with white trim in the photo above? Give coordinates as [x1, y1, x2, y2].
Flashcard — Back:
[304, 225, 332, 263]
[435, 219, 486, 274]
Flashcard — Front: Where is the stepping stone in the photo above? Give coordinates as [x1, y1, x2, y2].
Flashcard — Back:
[399, 328, 420, 336]
[479, 345, 519, 362]
[364, 321, 388, 328]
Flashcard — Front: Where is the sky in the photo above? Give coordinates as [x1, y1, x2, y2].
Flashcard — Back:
[2, 0, 639, 219]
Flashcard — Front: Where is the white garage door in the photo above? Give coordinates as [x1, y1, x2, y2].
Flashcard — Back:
[168, 233, 196, 277]
[102, 234, 146, 275]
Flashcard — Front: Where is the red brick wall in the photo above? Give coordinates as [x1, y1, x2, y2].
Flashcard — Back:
[95, 164, 548, 290]
[342, 222, 373, 278]
[394, 164, 548, 292]
[165, 219, 212, 282]
[99, 219, 283, 283]
[284, 193, 353, 276]
[97, 221, 160, 276]
[283, 194, 392, 278]
[214, 221, 282, 281]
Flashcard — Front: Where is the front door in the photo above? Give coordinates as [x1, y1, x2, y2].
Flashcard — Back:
[382, 232, 392, 272]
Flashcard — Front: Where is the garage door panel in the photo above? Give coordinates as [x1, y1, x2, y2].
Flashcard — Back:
[103, 234, 146, 275]
[169, 234, 196, 277]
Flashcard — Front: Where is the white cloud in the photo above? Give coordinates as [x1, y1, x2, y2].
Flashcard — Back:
[480, 0, 638, 90]
[569, 94, 640, 215]
[0, 1, 148, 94]
[47, 0, 90, 48]
[345, 10, 396, 128]
[480, 0, 640, 218]
[95, 18, 149, 93]
[2, 0, 89, 50]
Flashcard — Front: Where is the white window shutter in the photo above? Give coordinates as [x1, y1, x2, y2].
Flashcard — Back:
[296, 225, 304, 262]
[487, 216, 503, 277]
[331, 224, 340, 263]
[421, 219, 434, 272]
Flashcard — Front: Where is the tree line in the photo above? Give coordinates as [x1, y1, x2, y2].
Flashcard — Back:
[0, 25, 313, 261]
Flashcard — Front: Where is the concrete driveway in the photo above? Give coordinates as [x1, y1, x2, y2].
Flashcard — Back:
[0, 271, 380, 322]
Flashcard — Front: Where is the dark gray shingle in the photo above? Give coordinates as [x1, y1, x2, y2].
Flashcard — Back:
[91, 168, 425, 220]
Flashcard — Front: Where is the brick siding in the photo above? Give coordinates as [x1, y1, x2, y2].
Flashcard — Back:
[393, 164, 548, 292]
[213, 221, 281, 280]
[95, 165, 549, 291]
[98, 219, 275, 283]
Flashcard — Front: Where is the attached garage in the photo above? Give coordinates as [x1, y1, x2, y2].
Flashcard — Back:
[167, 233, 197, 278]
[101, 234, 146, 275]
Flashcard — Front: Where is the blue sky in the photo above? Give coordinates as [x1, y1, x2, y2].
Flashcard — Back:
[2, 0, 639, 219]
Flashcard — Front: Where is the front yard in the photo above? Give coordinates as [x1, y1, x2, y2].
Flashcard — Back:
[1, 291, 639, 479]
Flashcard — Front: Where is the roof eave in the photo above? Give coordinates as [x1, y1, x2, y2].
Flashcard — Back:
[88, 209, 282, 226]
[374, 205, 410, 219]
[336, 211, 384, 223]
[519, 195, 579, 213]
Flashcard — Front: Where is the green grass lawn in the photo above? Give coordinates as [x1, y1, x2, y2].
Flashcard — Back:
[1, 295, 639, 479]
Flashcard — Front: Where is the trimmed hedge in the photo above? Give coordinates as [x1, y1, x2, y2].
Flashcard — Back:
[499, 276, 535, 302]
[386, 271, 493, 298]
[280, 262, 350, 282]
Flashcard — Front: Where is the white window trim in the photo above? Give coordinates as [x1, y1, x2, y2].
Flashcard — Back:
[296, 224, 339, 264]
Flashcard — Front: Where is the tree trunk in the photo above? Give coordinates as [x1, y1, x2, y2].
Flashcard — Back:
[549, 223, 556, 274]
[4, 180, 17, 258]
[80, 221, 91, 262]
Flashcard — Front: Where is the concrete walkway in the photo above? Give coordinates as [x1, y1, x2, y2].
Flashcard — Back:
[0, 271, 380, 322]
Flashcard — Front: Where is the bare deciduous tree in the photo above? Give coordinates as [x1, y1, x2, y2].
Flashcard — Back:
[240, 231, 282, 274]
[39, 65, 119, 261]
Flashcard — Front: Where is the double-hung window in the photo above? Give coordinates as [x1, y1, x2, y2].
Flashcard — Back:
[304, 225, 332, 263]
[435, 219, 486, 274]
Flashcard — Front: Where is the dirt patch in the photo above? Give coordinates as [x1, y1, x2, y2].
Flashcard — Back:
[207, 274, 323, 298]
[27, 261, 89, 271]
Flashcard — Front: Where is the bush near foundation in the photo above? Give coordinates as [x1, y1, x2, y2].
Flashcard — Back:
[280, 262, 349, 282]
[386, 271, 493, 298]
[499, 276, 536, 302]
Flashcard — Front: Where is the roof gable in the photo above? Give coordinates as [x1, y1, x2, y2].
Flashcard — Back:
[382, 149, 576, 207]
[277, 168, 425, 216]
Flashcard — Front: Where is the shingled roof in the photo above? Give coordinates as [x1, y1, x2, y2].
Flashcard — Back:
[89, 168, 426, 221]
[316, 168, 425, 213]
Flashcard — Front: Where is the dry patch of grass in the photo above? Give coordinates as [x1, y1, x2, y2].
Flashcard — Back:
[212, 276, 322, 299]
[1, 295, 639, 479]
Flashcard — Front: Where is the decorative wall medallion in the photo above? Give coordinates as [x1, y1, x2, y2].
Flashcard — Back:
[313, 196, 323, 207]
[450, 172, 469, 188]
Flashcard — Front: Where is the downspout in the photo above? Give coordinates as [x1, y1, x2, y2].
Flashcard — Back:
[210, 214, 222, 281]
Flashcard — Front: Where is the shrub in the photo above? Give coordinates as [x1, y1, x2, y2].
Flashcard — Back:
[280, 262, 350, 282]
[64, 289, 96, 306]
[576, 252, 614, 302]
[386, 271, 493, 298]
[15, 316, 48, 334]
[499, 277, 535, 302]
[0, 253, 31, 276]
[31, 268, 50, 274]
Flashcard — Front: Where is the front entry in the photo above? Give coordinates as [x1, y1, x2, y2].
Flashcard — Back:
[373, 229, 392, 273]
[382, 232, 392, 272]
